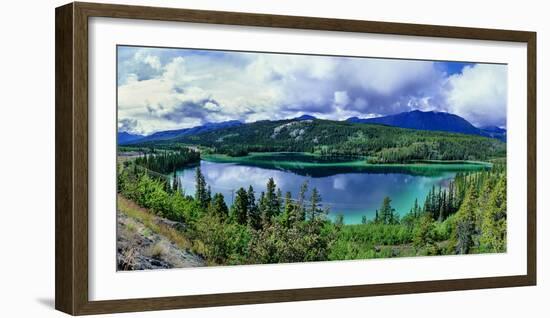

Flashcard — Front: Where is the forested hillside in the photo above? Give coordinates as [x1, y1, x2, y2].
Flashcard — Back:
[139, 119, 506, 163]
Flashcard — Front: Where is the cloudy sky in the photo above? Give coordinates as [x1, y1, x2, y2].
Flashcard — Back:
[117, 46, 507, 135]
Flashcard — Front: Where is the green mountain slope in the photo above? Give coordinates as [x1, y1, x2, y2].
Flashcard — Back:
[139, 119, 506, 163]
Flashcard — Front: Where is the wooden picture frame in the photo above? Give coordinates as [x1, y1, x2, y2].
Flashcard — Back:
[55, 2, 536, 315]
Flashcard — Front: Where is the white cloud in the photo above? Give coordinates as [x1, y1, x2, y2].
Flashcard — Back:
[139, 53, 162, 71]
[444, 64, 507, 127]
[117, 47, 507, 134]
[333, 91, 350, 108]
[343, 58, 439, 96]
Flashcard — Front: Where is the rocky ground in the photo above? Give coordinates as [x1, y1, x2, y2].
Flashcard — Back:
[117, 211, 205, 271]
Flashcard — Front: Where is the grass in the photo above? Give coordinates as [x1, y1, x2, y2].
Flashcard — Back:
[117, 195, 193, 251]
[148, 243, 165, 260]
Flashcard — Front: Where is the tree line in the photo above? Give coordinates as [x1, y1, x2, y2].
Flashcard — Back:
[134, 148, 200, 174]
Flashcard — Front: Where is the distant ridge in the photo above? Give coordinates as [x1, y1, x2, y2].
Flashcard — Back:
[118, 120, 242, 145]
[347, 110, 506, 141]
[293, 114, 316, 121]
[118, 131, 144, 145]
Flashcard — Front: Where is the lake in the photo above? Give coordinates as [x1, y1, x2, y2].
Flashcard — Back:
[174, 153, 491, 224]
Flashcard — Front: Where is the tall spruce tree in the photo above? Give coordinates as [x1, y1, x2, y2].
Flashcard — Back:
[309, 187, 323, 221]
[209, 193, 229, 220]
[195, 167, 209, 208]
[297, 180, 308, 222]
[281, 191, 295, 227]
[438, 190, 447, 222]
[413, 198, 420, 218]
[246, 185, 261, 230]
[259, 191, 269, 225]
[263, 178, 280, 222]
[232, 187, 249, 225]
[480, 175, 507, 252]
[379, 196, 397, 225]
[452, 185, 478, 254]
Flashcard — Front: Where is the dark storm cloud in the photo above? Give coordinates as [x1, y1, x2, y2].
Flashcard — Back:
[160, 98, 222, 123]
[118, 118, 139, 133]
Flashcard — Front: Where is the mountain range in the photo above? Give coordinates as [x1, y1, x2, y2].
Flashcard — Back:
[118, 110, 506, 145]
[346, 110, 506, 141]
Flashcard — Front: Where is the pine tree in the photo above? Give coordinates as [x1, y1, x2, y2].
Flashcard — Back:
[448, 181, 455, 213]
[413, 198, 420, 218]
[170, 170, 179, 194]
[232, 187, 249, 225]
[430, 185, 437, 218]
[438, 190, 447, 222]
[259, 191, 269, 226]
[413, 213, 436, 252]
[276, 188, 283, 215]
[206, 185, 212, 204]
[281, 191, 294, 227]
[309, 187, 323, 221]
[452, 185, 478, 254]
[195, 167, 209, 208]
[247, 186, 261, 230]
[209, 193, 229, 220]
[423, 188, 432, 214]
[379, 197, 396, 225]
[262, 178, 280, 223]
[297, 180, 308, 222]
[480, 176, 507, 252]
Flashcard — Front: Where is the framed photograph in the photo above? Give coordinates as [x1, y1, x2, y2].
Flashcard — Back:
[55, 2, 536, 315]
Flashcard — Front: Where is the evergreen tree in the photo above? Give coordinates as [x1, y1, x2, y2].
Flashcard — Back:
[309, 187, 323, 221]
[232, 187, 249, 225]
[413, 198, 420, 218]
[297, 180, 308, 222]
[259, 191, 269, 225]
[480, 176, 507, 252]
[448, 181, 455, 212]
[438, 190, 447, 222]
[423, 188, 432, 214]
[247, 186, 261, 230]
[171, 170, 179, 194]
[413, 213, 436, 253]
[206, 185, 212, 204]
[452, 185, 478, 254]
[430, 185, 437, 218]
[263, 178, 280, 223]
[209, 193, 229, 220]
[195, 167, 209, 208]
[281, 191, 295, 227]
[276, 188, 283, 215]
[379, 196, 397, 225]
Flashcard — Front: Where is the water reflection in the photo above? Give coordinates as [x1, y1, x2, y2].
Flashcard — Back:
[175, 160, 468, 224]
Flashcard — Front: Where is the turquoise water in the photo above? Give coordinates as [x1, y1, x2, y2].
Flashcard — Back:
[174, 154, 489, 224]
